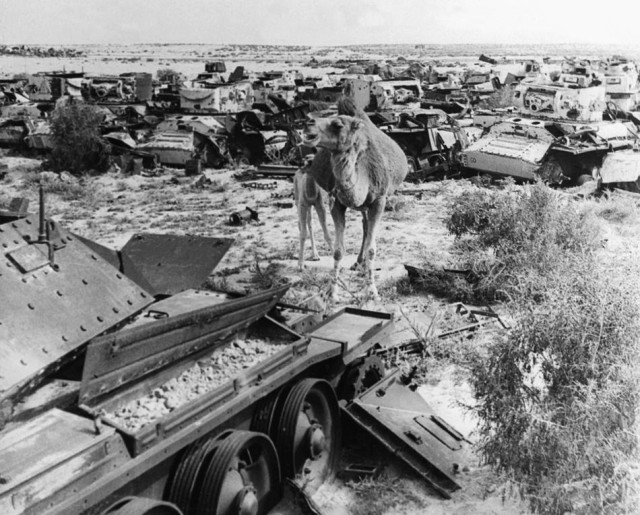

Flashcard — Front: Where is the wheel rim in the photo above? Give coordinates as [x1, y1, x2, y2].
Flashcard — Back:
[195, 430, 281, 515]
[274, 379, 341, 493]
[165, 429, 233, 514]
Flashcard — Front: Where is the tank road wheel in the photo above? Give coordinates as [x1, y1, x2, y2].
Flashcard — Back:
[195, 430, 281, 515]
[273, 378, 341, 493]
[102, 496, 183, 515]
[165, 430, 232, 513]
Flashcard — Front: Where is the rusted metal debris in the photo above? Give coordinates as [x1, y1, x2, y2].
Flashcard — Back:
[229, 206, 259, 225]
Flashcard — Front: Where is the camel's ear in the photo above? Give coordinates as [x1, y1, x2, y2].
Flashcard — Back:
[331, 118, 344, 129]
[350, 119, 364, 131]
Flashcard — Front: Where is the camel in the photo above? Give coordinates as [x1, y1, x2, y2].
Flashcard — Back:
[293, 161, 333, 271]
[302, 98, 408, 300]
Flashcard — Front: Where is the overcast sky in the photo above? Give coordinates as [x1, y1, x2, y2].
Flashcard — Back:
[2, 0, 640, 47]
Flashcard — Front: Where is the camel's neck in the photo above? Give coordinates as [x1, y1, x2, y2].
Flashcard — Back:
[330, 143, 366, 199]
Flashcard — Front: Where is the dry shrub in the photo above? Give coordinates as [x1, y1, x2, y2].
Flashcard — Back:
[49, 102, 111, 175]
[447, 181, 640, 513]
[445, 181, 600, 302]
[470, 265, 640, 514]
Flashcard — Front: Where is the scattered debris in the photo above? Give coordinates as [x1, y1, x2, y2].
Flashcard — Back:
[229, 206, 259, 225]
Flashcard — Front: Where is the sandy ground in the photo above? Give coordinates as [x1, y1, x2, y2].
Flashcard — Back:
[3, 150, 640, 513]
[0, 154, 535, 513]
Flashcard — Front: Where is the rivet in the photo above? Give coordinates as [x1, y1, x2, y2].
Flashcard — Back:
[127, 300, 133, 305]
[11, 223, 17, 228]
[42, 347, 48, 354]
[1, 243, 6, 248]
[13, 240, 18, 245]
[27, 303, 34, 310]
[20, 359, 27, 366]
[141, 292, 147, 298]
[80, 325, 87, 332]
[25, 219, 32, 225]
[113, 307, 120, 313]
[91, 254, 97, 260]
[97, 316, 103, 322]
[116, 273, 122, 279]
[56, 290, 63, 296]
[62, 335, 68, 342]
[82, 279, 88, 285]
[22, 278, 27, 283]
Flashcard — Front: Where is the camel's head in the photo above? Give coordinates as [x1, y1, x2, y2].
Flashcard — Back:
[302, 115, 365, 153]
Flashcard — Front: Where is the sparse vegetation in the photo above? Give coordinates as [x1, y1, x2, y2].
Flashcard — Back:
[445, 180, 600, 302]
[443, 180, 640, 514]
[49, 102, 111, 175]
[348, 475, 427, 515]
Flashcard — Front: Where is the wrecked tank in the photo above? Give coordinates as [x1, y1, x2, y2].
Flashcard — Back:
[0, 189, 466, 514]
[459, 116, 637, 185]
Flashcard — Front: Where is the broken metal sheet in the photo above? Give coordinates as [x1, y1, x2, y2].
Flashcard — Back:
[79, 285, 289, 407]
[599, 150, 640, 184]
[343, 369, 464, 498]
[0, 216, 152, 408]
[120, 233, 234, 297]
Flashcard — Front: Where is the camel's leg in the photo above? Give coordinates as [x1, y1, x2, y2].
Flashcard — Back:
[307, 207, 319, 261]
[313, 201, 333, 252]
[362, 198, 386, 300]
[352, 211, 369, 271]
[330, 201, 347, 300]
[297, 202, 309, 271]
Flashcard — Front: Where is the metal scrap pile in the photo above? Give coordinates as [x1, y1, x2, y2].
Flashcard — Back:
[1, 53, 640, 186]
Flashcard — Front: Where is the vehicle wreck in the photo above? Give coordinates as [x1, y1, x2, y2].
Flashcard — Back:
[0, 190, 466, 514]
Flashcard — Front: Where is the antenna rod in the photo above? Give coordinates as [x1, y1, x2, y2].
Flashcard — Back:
[38, 182, 46, 241]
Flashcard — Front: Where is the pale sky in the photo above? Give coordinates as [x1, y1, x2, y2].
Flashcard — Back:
[2, 0, 640, 47]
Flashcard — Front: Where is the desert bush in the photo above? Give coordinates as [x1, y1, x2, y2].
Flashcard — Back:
[469, 265, 640, 514]
[446, 181, 640, 513]
[445, 181, 600, 302]
[49, 103, 111, 175]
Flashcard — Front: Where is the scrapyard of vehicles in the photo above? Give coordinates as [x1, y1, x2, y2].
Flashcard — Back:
[2, 52, 640, 187]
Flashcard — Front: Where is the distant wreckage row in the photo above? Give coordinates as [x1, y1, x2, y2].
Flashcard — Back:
[0, 190, 465, 515]
[3, 54, 640, 189]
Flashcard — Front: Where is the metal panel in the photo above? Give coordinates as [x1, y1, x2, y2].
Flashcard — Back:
[120, 233, 234, 297]
[344, 370, 464, 498]
[80, 286, 289, 405]
[0, 409, 129, 515]
[599, 150, 640, 183]
[0, 216, 152, 405]
[306, 307, 394, 364]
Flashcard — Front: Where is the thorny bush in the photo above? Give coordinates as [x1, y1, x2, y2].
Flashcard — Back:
[445, 180, 599, 302]
[445, 181, 640, 513]
[49, 102, 111, 175]
[470, 266, 640, 514]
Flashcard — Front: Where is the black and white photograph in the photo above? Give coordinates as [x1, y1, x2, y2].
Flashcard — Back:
[1, 1, 640, 514]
